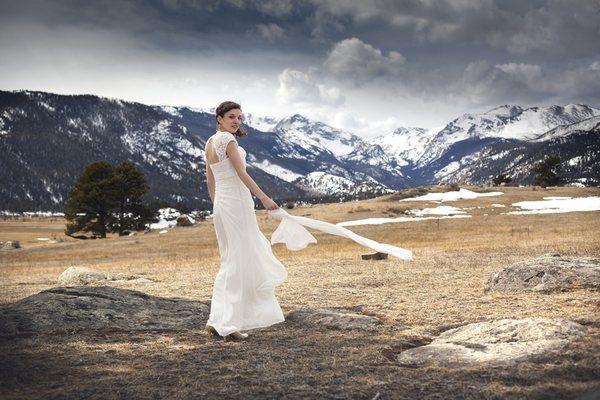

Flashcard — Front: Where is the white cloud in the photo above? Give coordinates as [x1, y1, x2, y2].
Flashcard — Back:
[323, 37, 405, 85]
[450, 60, 600, 106]
[276, 68, 344, 106]
[495, 63, 543, 84]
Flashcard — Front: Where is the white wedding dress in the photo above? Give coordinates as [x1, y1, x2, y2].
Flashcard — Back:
[204, 130, 413, 337]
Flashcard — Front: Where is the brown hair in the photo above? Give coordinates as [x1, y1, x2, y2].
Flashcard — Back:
[215, 101, 248, 137]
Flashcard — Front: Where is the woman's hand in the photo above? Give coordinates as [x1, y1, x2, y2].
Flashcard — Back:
[260, 196, 279, 210]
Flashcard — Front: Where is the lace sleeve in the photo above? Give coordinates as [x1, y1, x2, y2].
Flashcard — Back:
[215, 132, 237, 161]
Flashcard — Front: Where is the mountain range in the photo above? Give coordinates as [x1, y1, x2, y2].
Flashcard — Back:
[1, 89, 598, 211]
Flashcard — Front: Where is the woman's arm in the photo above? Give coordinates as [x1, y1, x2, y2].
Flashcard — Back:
[205, 161, 215, 203]
[226, 140, 279, 210]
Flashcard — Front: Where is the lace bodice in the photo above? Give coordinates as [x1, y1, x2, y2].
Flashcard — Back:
[205, 131, 246, 164]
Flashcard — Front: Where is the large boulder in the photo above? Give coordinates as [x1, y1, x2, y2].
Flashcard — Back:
[396, 318, 586, 367]
[0, 286, 210, 336]
[57, 266, 155, 285]
[286, 307, 382, 331]
[486, 254, 600, 293]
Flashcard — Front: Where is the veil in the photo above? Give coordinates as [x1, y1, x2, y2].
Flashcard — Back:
[266, 208, 413, 261]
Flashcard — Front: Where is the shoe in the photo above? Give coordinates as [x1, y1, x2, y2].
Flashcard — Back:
[224, 331, 248, 341]
[205, 325, 220, 337]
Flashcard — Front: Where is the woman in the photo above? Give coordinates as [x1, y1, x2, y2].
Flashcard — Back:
[203, 101, 414, 341]
[204, 101, 286, 341]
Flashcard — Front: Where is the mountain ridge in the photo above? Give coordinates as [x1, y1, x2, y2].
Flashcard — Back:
[1, 89, 598, 211]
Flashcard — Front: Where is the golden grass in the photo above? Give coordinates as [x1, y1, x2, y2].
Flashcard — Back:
[1, 185, 599, 399]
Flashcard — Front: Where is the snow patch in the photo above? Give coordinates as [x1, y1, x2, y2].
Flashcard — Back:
[506, 196, 600, 215]
[408, 206, 467, 216]
[400, 188, 504, 202]
[337, 214, 471, 227]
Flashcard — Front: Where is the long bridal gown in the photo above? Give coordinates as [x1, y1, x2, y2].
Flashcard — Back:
[204, 130, 413, 337]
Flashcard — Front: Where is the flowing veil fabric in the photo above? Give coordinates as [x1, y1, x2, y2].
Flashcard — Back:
[267, 208, 414, 261]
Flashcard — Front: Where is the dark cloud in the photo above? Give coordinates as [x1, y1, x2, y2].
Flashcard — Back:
[323, 37, 406, 86]
[305, 0, 600, 59]
[0, 0, 598, 131]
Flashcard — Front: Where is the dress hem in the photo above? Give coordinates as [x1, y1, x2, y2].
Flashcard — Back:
[206, 315, 285, 337]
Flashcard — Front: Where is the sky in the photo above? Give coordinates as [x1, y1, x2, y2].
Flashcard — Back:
[1, 0, 599, 137]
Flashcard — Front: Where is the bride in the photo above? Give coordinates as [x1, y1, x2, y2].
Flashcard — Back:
[204, 101, 413, 341]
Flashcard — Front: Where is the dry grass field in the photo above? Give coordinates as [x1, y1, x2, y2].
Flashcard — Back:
[1, 185, 599, 399]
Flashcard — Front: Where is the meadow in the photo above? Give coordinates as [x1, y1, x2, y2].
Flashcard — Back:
[1, 185, 599, 399]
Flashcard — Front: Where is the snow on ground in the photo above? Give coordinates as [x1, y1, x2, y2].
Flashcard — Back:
[491, 203, 506, 207]
[408, 205, 467, 216]
[148, 219, 177, 230]
[337, 215, 471, 227]
[543, 196, 572, 200]
[400, 188, 504, 202]
[506, 196, 600, 215]
[148, 207, 181, 230]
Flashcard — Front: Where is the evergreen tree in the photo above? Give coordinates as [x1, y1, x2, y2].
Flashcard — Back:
[111, 161, 150, 236]
[532, 154, 564, 188]
[65, 160, 156, 238]
[65, 161, 118, 238]
[492, 173, 512, 186]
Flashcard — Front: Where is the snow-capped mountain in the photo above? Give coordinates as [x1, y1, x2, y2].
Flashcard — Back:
[365, 126, 440, 165]
[275, 114, 366, 157]
[532, 115, 600, 142]
[430, 116, 600, 186]
[1, 89, 598, 211]
[243, 113, 410, 190]
[386, 103, 600, 186]
[292, 172, 393, 198]
[415, 104, 600, 167]
[243, 113, 279, 132]
[0, 90, 305, 211]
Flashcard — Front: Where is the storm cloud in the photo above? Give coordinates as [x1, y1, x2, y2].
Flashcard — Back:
[0, 0, 598, 135]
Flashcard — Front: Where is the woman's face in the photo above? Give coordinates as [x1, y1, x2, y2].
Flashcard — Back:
[218, 108, 243, 133]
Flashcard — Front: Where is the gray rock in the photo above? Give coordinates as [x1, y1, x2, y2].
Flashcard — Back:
[176, 215, 195, 226]
[57, 266, 155, 285]
[286, 307, 382, 331]
[486, 254, 600, 293]
[396, 318, 586, 367]
[0, 286, 210, 336]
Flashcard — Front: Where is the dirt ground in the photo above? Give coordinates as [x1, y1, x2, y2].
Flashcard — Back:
[1, 185, 599, 399]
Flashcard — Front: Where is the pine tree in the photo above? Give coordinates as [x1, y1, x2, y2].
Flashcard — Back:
[111, 161, 150, 236]
[532, 154, 564, 188]
[65, 161, 118, 238]
[65, 160, 156, 238]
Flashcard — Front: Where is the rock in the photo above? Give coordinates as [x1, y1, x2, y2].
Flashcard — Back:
[0, 286, 210, 336]
[486, 254, 600, 293]
[286, 307, 382, 331]
[57, 266, 155, 285]
[1, 240, 21, 249]
[396, 318, 586, 367]
[176, 215, 195, 226]
[361, 252, 388, 260]
[58, 267, 108, 284]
